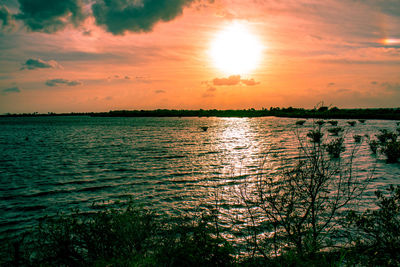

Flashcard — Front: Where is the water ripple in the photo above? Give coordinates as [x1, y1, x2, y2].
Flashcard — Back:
[0, 116, 399, 239]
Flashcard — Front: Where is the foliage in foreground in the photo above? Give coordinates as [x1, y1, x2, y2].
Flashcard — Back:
[347, 185, 400, 266]
[3, 185, 400, 267]
[1, 203, 234, 267]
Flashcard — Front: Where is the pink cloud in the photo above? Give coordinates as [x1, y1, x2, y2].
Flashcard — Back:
[213, 75, 260, 86]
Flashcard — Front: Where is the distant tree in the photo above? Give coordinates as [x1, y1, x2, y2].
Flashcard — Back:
[318, 106, 328, 112]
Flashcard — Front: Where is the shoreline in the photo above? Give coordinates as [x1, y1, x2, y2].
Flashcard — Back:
[2, 107, 400, 120]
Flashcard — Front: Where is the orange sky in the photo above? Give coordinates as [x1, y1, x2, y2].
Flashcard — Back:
[0, 0, 400, 113]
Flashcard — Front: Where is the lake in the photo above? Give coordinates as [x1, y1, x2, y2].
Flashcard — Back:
[1, 116, 399, 239]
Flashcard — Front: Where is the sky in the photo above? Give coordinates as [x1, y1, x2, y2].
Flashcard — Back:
[0, 0, 400, 113]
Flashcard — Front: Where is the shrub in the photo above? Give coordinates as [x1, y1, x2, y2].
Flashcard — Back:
[327, 120, 338, 126]
[296, 120, 306, 126]
[368, 140, 379, 154]
[380, 141, 400, 163]
[307, 129, 323, 143]
[374, 130, 400, 163]
[234, 123, 367, 260]
[347, 121, 356, 126]
[325, 138, 345, 158]
[327, 127, 343, 136]
[157, 213, 235, 267]
[29, 204, 160, 266]
[353, 135, 362, 143]
[1, 202, 235, 266]
[316, 120, 325, 126]
[347, 186, 400, 266]
[376, 129, 397, 144]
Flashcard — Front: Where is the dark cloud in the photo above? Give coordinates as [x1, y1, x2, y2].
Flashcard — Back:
[154, 89, 166, 94]
[45, 78, 82, 87]
[2, 86, 20, 93]
[3, 0, 211, 35]
[327, 82, 335, 87]
[16, 0, 85, 33]
[91, 0, 200, 35]
[213, 75, 260, 86]
[21, 58, 60, 70]
[0, 5, 14, 31]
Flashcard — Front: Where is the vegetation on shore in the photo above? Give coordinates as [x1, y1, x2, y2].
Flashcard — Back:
[3, 106, 400, 120]
[2, 185, 400, 266]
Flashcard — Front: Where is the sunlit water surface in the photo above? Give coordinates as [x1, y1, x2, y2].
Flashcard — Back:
[1, 116, 399, 240]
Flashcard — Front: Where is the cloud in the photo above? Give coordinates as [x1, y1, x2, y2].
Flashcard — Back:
[350, 0, 400, 18]
[154, 89, 166, 94]
[21, 58, 61, 70]
[3, 0, 211, 35]
[202, 92, 214, 98]
[215, 9, 237, 19]
[213, 75, 241, 86]
[16, 0, 85, 33]
[0, 5, 14, 31]
[107, 74, 132, 81]
[45, 79, 82, 87]
[134, 76, 153, 84]
[336, 88, 351, 93]
[212, 75, 260, 86]
[241, 78, 260, 86]
[91, 0, 202, 35]
[381, 82, 400, 92]
[207, 87, 216, 92]
[2, 86, 20, 94]
[327, 82, 335, 87]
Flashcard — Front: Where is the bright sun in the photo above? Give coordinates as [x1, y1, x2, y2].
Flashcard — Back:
[210, 22, 263, 75]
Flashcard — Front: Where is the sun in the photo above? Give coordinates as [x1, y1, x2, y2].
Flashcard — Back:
[210, 22, 264, 76]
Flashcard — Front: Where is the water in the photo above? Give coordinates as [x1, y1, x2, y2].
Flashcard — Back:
[1, 116, 399, 239]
